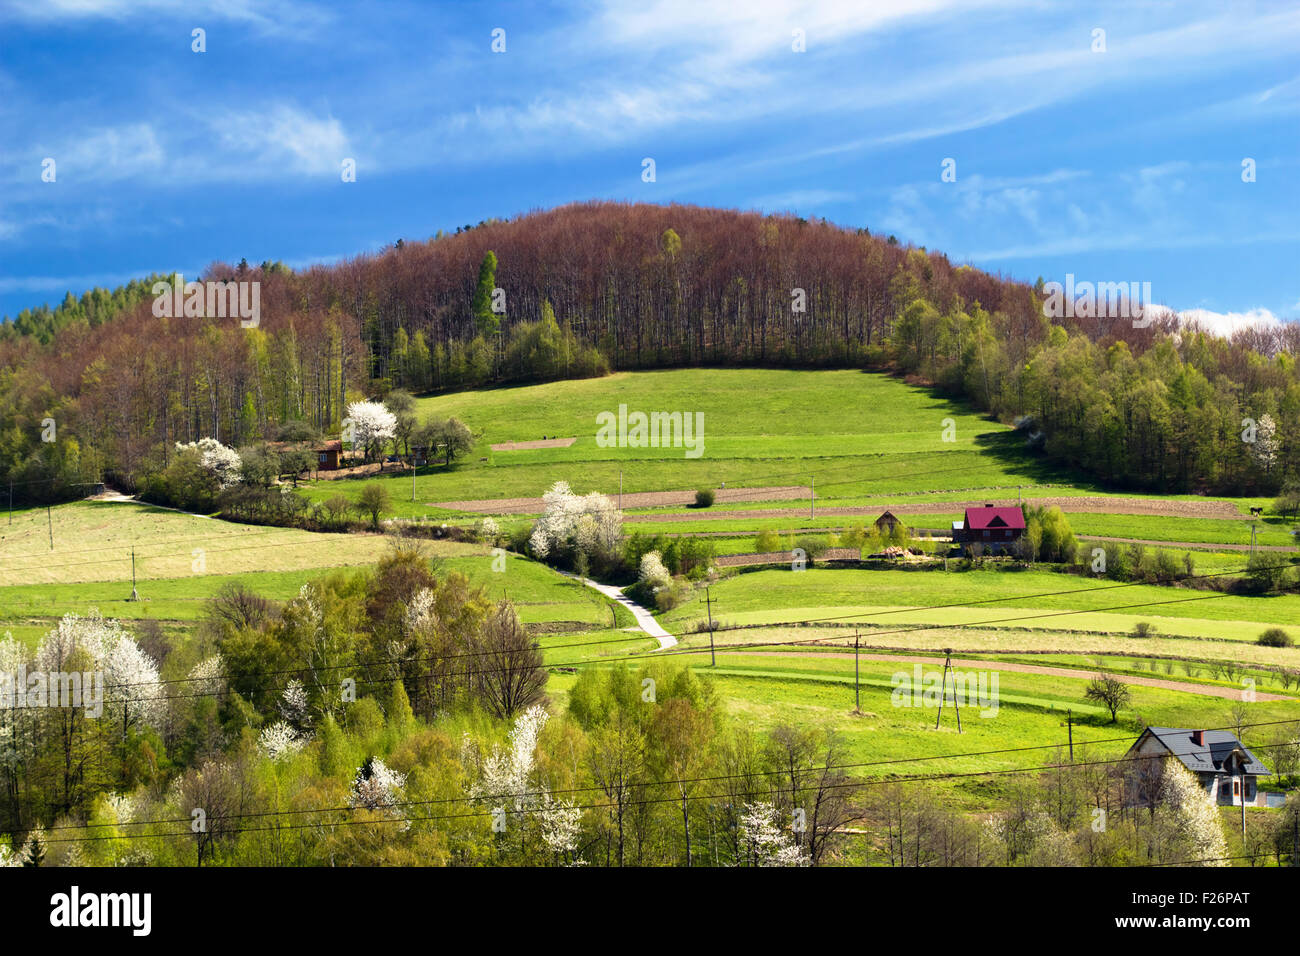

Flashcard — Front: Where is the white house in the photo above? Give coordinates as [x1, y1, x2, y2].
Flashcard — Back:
[1125, 727, 1272, 808]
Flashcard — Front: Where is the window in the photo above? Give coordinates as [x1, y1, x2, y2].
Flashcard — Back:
[1233, 780, 1240, 796]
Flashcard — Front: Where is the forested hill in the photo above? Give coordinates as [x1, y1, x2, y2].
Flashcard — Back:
[1, 201, 1297, 500]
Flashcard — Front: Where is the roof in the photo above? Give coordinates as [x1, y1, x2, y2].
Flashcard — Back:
[1138, 727, 1271, 776]
[875, 511, 900, 523]
[315, 440, 342, 452]
[962, 506, 1026, 531]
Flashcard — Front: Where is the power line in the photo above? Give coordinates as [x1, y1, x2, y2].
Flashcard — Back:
[51, 577, 1300, 710]
[31, 730, 1300, 848]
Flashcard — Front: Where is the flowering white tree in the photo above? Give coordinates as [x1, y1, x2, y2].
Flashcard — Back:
[344, 400, 398, 461]
[737, 802, 808, 867]
[34, 612, 165, 734]
[470, 704, 581, 859]
[279, 679, 310, 728]
[528, 481, 622, 567]
[175, 437, 242, 488]
[405, 587, 438, 634]
[1251, 413, 1279, 474]
[638, 551, 671, 591]
[1158, 761, 1227, 866]
[349, 756, 409, 829]
[258, 721, 305, 761]
[186, 655, 226, 697]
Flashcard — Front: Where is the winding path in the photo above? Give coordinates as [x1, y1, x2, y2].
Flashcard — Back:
[563, 573, 677, 650]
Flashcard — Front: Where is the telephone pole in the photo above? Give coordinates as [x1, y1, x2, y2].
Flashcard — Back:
[1067, 710, 1074, 761]
[1240, 770, 1247, 842]
[619, 470, 622, 511]
[130, 546, 139, 602]
[935, 649, 962, 733]
[854, 631, 861, 714]
[810, 476, 814, 519]
[705, 585, 716, 666]
[46, 505, 53, 550]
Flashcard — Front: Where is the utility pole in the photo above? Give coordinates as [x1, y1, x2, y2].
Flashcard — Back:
[411, 455, 417, 502]
[854, 631, 861, 714]
[130, 546, 138, 602]
[705, 585, 716, 666]
[7, 480, 11, 525]
[1067, 710, 1074, 762]
[1292, 809, 1297, 866]
[810, 476, 814, 519]
[935, 649, 961, 733]
[46, 505, 53, 550]
[619, 470, 622, 511]
[1240, 769, 1247, 843]
[1250, 522, 1257, 559]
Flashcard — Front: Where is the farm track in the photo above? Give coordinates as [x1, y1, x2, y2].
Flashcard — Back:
[730, 650, 1294, 701]
[436, 492, 1250, 520]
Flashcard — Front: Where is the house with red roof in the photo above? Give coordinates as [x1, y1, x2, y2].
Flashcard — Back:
[953, 504, 1025, 553]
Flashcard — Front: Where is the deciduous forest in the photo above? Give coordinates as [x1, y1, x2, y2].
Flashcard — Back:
[2, 201, 1297, 501]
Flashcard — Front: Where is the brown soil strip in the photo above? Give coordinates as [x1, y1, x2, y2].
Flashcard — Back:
[491, 437, 578, 451]
[741, 650, 1292, 701]
[435, 485, 809, 514]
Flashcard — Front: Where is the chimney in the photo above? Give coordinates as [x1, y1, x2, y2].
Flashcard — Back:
[1192, 730, 1204, 746]
[984, 503, 993, 508]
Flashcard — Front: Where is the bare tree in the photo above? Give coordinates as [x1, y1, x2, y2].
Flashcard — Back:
[1085, 674, 1131, 723]
[472, 601, 547, 719]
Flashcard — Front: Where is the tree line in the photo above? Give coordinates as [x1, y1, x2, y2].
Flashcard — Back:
[2, 201, 1297, 504]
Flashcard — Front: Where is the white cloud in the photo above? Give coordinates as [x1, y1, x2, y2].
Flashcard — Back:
[0, 0, 329, 34]
[209, 105, 351, 178]
[33, 123, 165, 183]
[1177, 308, 1284, 338]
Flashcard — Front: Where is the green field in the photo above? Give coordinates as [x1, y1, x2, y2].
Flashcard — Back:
[6, 368, 1298, 836]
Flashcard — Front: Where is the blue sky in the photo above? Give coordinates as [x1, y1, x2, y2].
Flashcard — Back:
[2, 0, 1298, 333]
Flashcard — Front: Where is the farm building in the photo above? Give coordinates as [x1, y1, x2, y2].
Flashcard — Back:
[314, 439, 343, 471]
[874, 511, 903, 535]
[1124, 727, 1272, 808]
[954, 504, 1025, 552]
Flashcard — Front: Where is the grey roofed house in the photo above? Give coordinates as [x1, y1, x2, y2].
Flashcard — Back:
[1139, 727, 1271, 775]
[1125, 726, 1272, 808]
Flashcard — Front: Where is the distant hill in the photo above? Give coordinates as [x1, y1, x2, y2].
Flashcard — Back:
[0, 201, 1295, 500]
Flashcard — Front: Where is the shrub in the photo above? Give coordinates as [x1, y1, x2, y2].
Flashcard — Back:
[355, 483, 392, 530]
[1130, 621, 1157, 639]
[755, 528, 780, 553]
[1257, 627, 1293, 648]
[794, 535, 828, 559]
[693, 488, 715, 508]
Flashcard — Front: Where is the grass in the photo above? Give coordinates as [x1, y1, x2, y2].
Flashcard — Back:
[297, 369, 1099, 514]
[659, 566, 1300, 635]
[0, 500, 416, 585]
